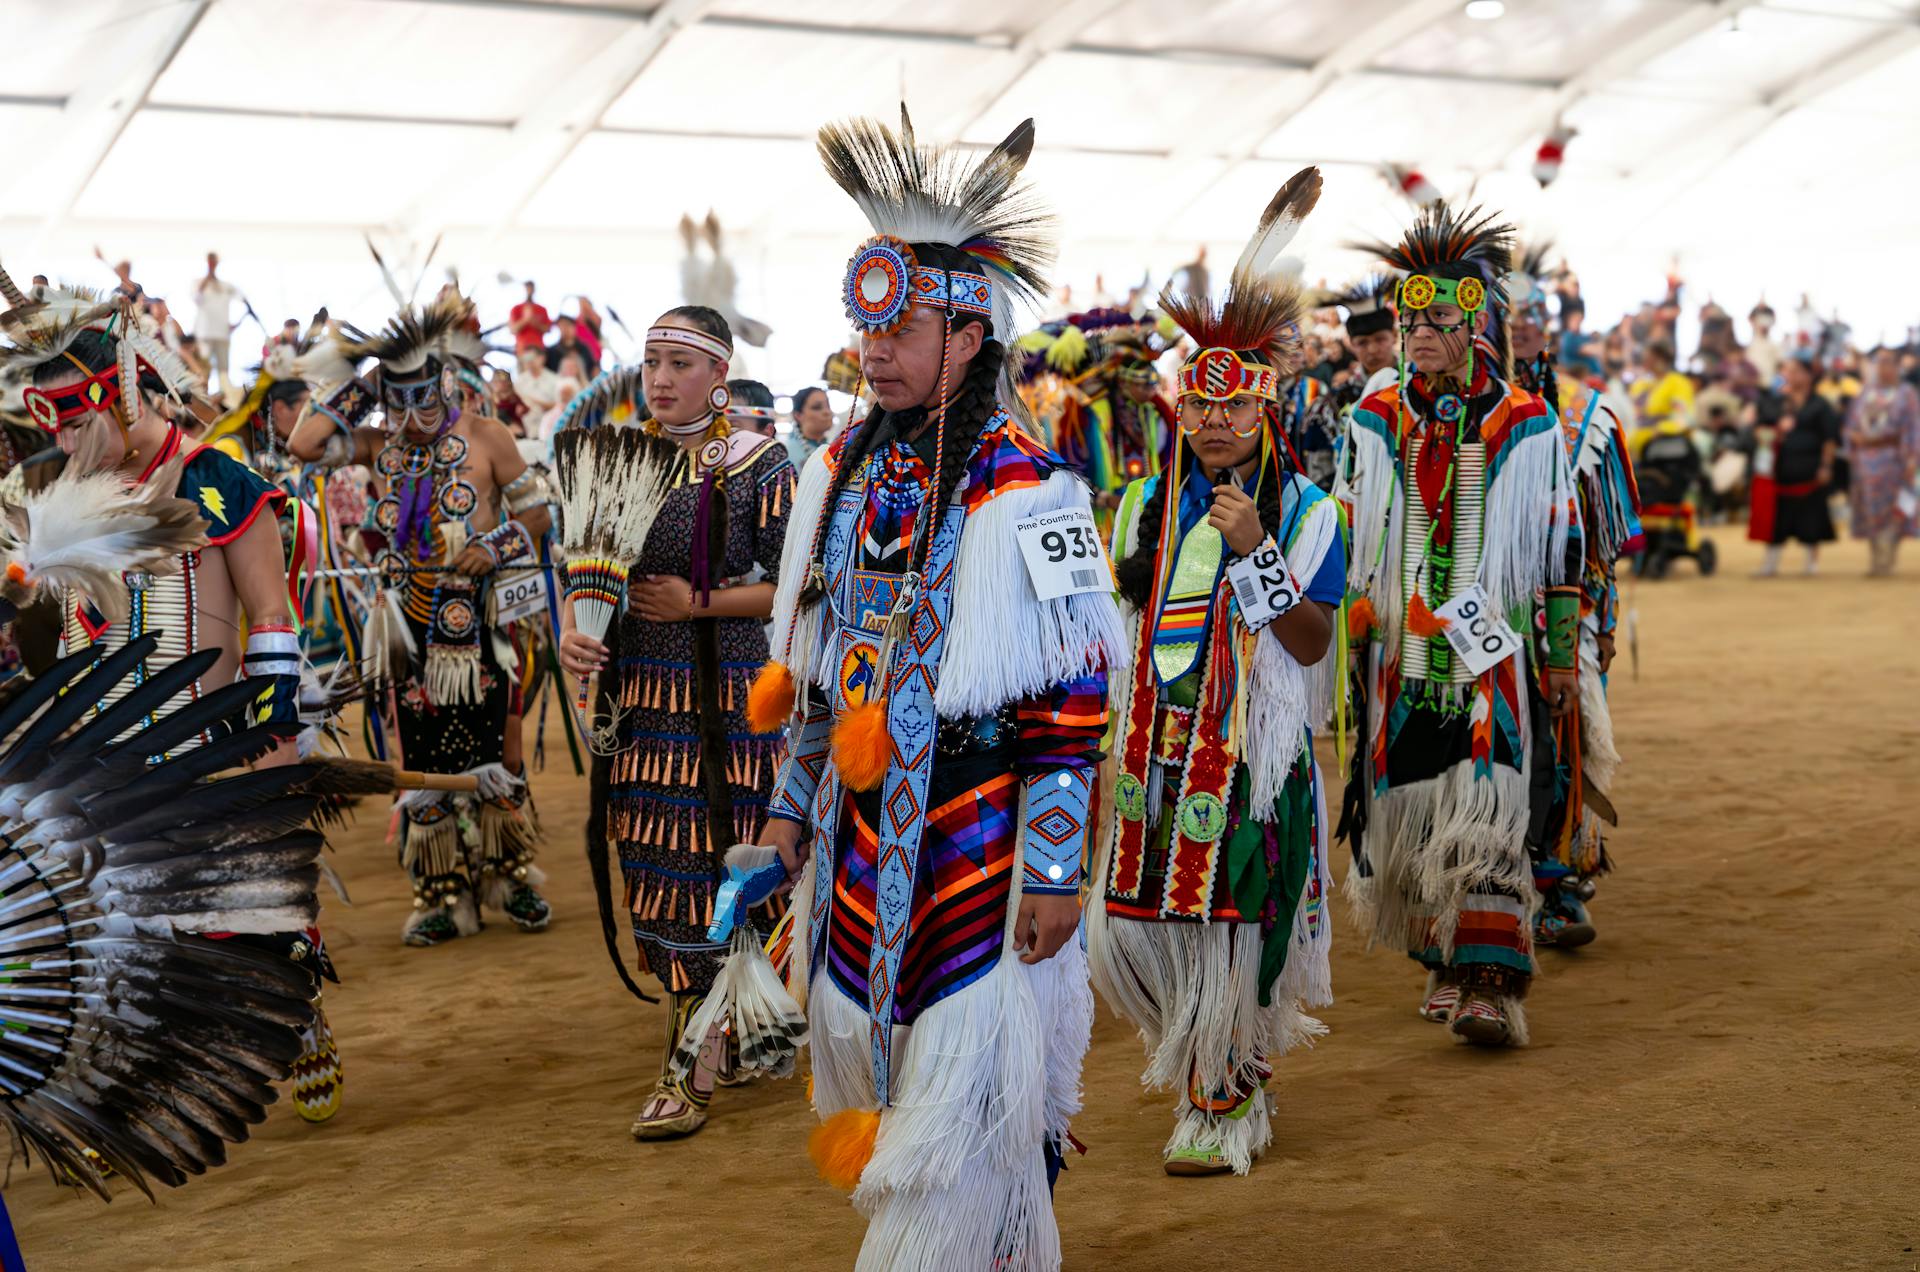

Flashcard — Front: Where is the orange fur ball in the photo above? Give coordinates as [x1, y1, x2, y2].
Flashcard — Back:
[1406, 593, 1449, 638]
[746, 661, 796, 733]
[808, 1108, 881, 1191]
[1347, 596, 1377, 641]
[831, 699, 892, 792]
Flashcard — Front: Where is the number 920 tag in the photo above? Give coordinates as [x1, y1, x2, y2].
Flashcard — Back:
[1225, 538, 1300, 631]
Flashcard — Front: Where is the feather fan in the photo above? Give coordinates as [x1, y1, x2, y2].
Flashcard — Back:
[0, 650, 324, 1200]
[0, 457, 208, 624]
[551, 425, 681, 729]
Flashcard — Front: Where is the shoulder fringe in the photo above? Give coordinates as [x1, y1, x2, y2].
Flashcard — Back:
[767, 444, 837, 692]
[1337, 420, 1405, 647]
[1244, 490, 1341, 817]
[935, 468, 1129, 720]
[1478, 419, 1577, 613]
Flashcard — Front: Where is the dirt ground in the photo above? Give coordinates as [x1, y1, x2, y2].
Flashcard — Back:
[8, 530, 1917, 1272]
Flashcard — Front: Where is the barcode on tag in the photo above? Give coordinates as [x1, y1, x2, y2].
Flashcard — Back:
[1071, 568, 1099, 588]
[1229, 574, 1260, 611]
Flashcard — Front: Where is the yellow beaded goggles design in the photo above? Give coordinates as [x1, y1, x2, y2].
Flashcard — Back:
[1396, 272, 1486, 329]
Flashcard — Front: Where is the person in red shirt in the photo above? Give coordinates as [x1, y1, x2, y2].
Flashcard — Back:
[510, 281, 551, 353]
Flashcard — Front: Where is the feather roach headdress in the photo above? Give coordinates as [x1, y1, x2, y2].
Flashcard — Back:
[0, 262, 201, 435]
[817, 104, 1056, 347]
[1353, 201, 1515, 320]
[1326, 274, 1400, 339]
[1016, 306, 1169, 383]
[340, 288, 477, 375]
[1160, 166, 1322, 402]
[1353, 201, 1516, 385]
[0, 642, 325, 1199]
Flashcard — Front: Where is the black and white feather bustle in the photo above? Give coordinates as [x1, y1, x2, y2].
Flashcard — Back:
[0, 639, 324, 1200]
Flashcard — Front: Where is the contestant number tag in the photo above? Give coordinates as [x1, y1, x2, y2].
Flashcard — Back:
[495, 569, 551, 625]
[1434, 584, 1522, 675]
[1014, 508, 1112, 601]
[1225, 540, 1300, 630]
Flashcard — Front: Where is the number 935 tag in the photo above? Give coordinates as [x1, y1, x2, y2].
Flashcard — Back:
[1225, 538, 1300, 630]
[1013, 507, 1113, 601]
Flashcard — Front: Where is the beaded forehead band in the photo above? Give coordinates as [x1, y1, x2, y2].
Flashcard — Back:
[645, 324, 732, 363]
[843, 234, 994, 335]
[1397, 272, 1486, 315]
[20, 351, 124, 432]
[1177, 347, 1279, 404]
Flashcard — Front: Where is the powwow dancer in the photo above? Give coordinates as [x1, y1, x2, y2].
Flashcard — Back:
[1336, 205, 1582, 1047]
[1017, 307, 1173, 511]
[1087, 168, 1344, 1178]
[747, 107, 1125, 1270]
[1329, 274, 1402, 417]
[1506, 252, 1641, 949]
[555, 309, 796, 1140]
[289, 291, 554, 946]
[0, 271, 345, 1120]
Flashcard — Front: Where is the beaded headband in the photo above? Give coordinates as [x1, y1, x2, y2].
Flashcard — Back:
[843, 235, 994, 336]
[1397, 272, 1486, 314]
[20, 353, 124, 432]
[646, 324, 732, 363]
[1177, 347, 1279, 404]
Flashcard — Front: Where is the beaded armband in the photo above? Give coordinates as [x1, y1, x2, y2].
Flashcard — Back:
[769, 701, 834, 824]
[1544, 585, 1580, 673]
[1021, 767, 1094, 896]
[501, 466, 554, 517]
[476, 520, 534, 569]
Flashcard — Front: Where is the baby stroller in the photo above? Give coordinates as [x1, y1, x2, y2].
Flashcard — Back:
[1631, 422, 1716, 578]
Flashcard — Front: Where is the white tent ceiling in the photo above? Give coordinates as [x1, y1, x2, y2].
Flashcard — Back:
[3, 0, 1916, 386]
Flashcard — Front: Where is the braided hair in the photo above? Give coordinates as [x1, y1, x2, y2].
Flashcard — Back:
[1114, 353, 1291, 610]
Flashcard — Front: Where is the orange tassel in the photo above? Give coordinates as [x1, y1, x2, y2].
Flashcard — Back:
[1347, 596, 1377, 641]
[831, 699, 892, 792]
[746, 661, 796, 733]
[1406, 593, 1449, 638]
[808, 1108, 881, 1191]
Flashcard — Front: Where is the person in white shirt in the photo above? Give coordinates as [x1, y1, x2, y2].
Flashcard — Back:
[193, 252, 245, 394]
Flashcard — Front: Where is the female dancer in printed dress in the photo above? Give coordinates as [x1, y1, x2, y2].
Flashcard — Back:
[559, 305, 796, 1139]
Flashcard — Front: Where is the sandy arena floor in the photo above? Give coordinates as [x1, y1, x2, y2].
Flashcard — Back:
[8, 530, 1916, 1272]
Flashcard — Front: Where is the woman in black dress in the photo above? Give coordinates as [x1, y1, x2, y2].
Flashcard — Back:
[558, 306, 795, 1139]
[1755, 356, 1838, 577]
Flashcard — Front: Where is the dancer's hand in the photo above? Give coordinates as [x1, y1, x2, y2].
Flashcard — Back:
[762, 817, 807, 878]
[631, 574, 695, 623]
[1208, 483, 1264, 556]
[559, 630, 608, 677]
[1545, 668, 1578, 718]
[450, 542, 496, 576]
[1014, 893, 1082, 965]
